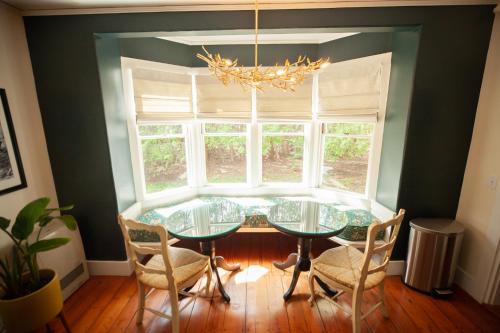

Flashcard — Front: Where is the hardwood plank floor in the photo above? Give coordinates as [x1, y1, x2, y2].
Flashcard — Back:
[45, 233, 500, 333]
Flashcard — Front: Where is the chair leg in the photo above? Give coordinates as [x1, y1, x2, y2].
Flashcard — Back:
[169, 288, 181, 333]
[205, 264, 212, 297]
[352, 287, 363, 333]
[307, 270, 316, 304]
[378, 282, 389, 318]
[58, 312, 72, 333]
[136, 282, 146, 325]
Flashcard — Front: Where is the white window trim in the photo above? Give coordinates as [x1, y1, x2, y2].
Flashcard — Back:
[121, 56, 389, 203]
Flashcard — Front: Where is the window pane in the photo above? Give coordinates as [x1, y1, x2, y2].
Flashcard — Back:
[205, 136, 246, 183]
[139, 124, 182, 136]
[262, 124, 303, 133]
[204, 123, 247, 133]
[326, 123, 373, 135]
[322, 137, 371, 193]
[262, 136, 304, 182]
[141, 138, 187, 193]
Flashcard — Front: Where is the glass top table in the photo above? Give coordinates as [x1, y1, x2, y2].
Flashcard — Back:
[138, 198, 245, 302]
[266, 197, 354, 300]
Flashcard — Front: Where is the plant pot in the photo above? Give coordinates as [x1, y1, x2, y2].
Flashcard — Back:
[0, 269, 63, 333]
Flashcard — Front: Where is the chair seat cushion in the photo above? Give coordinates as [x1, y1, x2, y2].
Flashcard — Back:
[138, 246, 209, 289]
[312, 246, 385, 290]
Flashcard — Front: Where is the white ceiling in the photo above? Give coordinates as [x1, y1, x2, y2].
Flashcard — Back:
[158, 32, 359, 45]
[3, 0, 496, 13]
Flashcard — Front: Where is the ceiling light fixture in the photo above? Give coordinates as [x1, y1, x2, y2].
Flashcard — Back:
[196, 0, 330, 91]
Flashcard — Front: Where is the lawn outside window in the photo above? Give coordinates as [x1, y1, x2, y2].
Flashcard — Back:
[138, 124, 188, 193]
[320, 123, 374, 194]
[203, 123, 248, 184]
[261, 124, 305, 183]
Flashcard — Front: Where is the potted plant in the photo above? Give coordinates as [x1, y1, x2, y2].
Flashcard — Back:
[0, 197, 77, 333]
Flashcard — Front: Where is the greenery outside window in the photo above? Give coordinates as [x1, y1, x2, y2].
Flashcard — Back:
[203, 123, 248, 184]
[321, 123, 374, 194]
[138, 124, 188, 193]
[262, 124, 305, 183]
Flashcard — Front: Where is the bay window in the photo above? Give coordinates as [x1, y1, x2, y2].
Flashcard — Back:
[123, 52, 391, 199]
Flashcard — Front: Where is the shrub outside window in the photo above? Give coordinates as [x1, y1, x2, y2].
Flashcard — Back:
[262, 124, 305, 183]
[204, 123, 248, 184]
[139, 124, 188, 193]
[321, 123, 374, 194]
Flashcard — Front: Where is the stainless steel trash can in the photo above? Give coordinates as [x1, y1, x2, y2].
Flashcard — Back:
[403, 218, 464, 294]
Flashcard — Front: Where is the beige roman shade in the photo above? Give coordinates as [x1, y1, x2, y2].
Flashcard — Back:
[318, 53, 391, 122]
[256, 75, 312, 121]
[196, 75, 252, 120]
[133, 68, 193, 121]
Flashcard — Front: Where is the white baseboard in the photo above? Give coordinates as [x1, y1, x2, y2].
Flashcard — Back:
[455, 265, 481, 302]
[87, 259, 134, 276]
[387, 260, 404, 276]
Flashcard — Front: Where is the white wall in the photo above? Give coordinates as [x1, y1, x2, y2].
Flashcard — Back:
[455, 7, 500, 303]
[0, 2, 58, 252]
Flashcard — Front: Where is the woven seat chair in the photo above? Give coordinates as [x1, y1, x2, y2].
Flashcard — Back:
[308, 209, 405, 333]
[118, 215, 212, 333]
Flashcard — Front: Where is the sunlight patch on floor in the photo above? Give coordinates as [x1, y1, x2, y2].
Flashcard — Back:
[235, 265, 269, 284]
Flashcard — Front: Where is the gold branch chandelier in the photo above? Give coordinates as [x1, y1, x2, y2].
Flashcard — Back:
[196, 0, 330, 91]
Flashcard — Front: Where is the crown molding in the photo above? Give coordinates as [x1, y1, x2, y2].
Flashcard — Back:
[18, 1, 498, 17]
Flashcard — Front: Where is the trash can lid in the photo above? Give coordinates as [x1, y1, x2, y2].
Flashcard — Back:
[410, 218, 465, 235]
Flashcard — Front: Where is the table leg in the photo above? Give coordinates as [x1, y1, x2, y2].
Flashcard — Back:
[314, 276, 338, 297]
[283, 238, 312, 301]
[200, 241, 231, 303]
[215, 256, 240, 271]
[273, 253, 298, 270]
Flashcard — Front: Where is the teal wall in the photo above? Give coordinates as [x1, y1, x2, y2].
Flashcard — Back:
[24, 6, 494, 261]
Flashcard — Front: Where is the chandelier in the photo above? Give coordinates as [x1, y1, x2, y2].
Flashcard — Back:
[196, 0, 330, 91]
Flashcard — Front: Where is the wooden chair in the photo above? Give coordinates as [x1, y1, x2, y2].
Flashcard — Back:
[118, 215, 212, 333]
[308, 209, 405, 333]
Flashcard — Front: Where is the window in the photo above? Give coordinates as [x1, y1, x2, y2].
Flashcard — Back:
[138, 124, 188, 193]
[203, 123, 248, 184]
[321, 123, 374, 194]
[262, 124, 305, 183]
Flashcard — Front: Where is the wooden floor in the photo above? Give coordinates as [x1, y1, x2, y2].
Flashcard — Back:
[44, 233, 500, 333]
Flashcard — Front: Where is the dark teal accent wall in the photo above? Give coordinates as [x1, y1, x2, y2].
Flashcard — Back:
[376, 30, 420, 211]
[24, 6, 494, 261]
[120, 38, 193, 66]
[318, 32, 392, 61]
[120, 37, 319, 67]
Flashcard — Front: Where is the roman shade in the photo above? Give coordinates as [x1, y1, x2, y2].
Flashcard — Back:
[133, 68, 193, 122]
[318, 53, 391, 122]
[196, 75, 252, 120]
[256, 75, 313, 121]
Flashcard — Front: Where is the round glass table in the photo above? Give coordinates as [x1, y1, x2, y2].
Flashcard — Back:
[138, 198, 245, 302]
[267, 198, 351, 300]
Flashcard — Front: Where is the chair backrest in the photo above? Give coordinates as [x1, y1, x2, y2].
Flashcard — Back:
[357, 209, 406, 288]
[117, 215, 176, 286]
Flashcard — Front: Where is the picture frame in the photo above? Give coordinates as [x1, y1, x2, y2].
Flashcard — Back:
[0, 88, 27, 195]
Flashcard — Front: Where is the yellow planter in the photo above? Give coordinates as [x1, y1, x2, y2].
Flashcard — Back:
[0, 269, 63, 333]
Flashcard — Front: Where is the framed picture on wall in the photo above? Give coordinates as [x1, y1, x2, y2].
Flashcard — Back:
[0, 89, 26, 195]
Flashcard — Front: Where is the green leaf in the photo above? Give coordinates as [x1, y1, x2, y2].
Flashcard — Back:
[0, 217, 10, 229]
[12, 198, 50, 240]
[59, 215, 77, 231]
[45, 204, 74, 213]
[28, 238, 70, 254]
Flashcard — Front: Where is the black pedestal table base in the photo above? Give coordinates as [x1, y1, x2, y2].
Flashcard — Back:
[200, 240, 240, 303]
[273, 237, 337, 301]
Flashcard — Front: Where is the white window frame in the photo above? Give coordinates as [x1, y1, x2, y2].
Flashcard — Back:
[259, 122, 309, 187]
[121, 56, 389, 203]
[136, 123, 192, 196]
[318, 122, 377, 197]
[200, 122, 250, 186]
